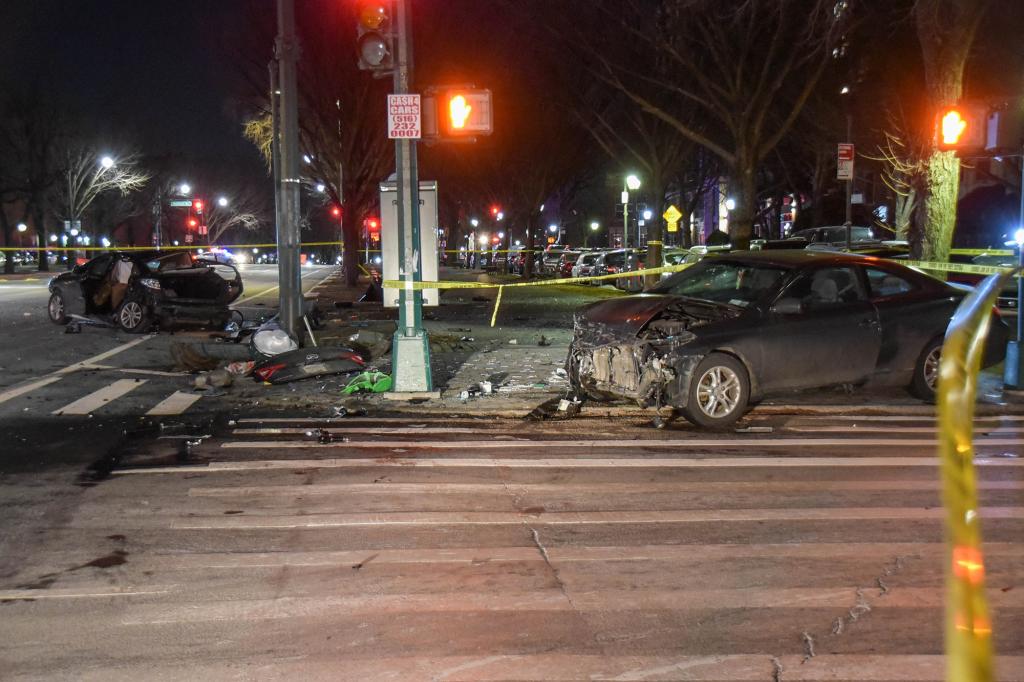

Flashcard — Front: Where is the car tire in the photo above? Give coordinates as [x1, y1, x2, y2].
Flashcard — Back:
[47, 292, 69, 325]
[681, 353, 750, 430]
[116, 299, 151, 333]
[909, 337, 943, 402]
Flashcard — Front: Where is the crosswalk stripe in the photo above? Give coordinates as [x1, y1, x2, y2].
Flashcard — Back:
[0, 376, 63, 405]
[115, 455, 1024, 474]
[169, 506, 1023, 529]
[146, 391, 203, 416]
[53, 378, 147, 415]
[218, 436, 1024, 449]
[788, 425, 1024, 434]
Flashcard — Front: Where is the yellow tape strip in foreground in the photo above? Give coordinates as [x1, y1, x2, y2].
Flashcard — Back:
[949, 248, 1014, 257]
[936, 270, 1016, 682]
[904, 260, 1017, 277]
[0, 241, 347, 252]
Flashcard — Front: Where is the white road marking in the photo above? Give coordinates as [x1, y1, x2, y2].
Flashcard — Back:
[170, 506, 1023, 529]
[0, 336, 150, 406]
[232, 427, 488, 435]
[218, 436, 1024, 449]
[789, 414, 1024, 422]
[53, 378, 147, 415]
[186, 479, 1024, 498]
[115, 455, 1024, 474]
[231, 284, 279, 307]
[146, 391, 203, 416]
[788, 425, 1024, 434]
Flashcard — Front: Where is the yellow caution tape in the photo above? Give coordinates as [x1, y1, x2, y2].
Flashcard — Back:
[936, 268, 1017, 682]
[949, 248, 1014, 257]
[384, 262, 694, 326]
[0, 241, 348, 252]
[904, 260, 1018, 278]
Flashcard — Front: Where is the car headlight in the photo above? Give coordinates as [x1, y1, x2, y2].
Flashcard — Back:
[139, 278, 161, 290]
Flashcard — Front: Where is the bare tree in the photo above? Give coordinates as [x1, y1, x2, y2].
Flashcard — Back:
[55, 147, 150, 241]
[914, 0, 991, 262]
[547, 0, 844, 248]
[204, 188, 267, 244]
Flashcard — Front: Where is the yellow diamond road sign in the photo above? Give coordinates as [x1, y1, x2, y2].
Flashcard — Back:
[663, 204, 682, 232]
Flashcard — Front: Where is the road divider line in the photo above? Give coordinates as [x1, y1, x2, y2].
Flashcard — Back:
[217, 437, 1024, 449]
[113, 456, 1024, 475]
[146, 391, 203, 416]
[0, 376, 64, 406]
[169, 506, 1023, 529]
[53, 378, 147, 415]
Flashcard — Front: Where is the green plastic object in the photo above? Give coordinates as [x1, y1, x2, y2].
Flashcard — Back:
[342, 371, 392, 395]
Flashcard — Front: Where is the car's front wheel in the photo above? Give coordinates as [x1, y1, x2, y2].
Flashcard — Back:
[909, 337, 943, 402]
[681, 353, 750, 430]
[47, 292, 69, 325]
[116, 299, 151, 333]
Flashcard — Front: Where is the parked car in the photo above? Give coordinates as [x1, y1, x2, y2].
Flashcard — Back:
[556, 251, 582, 278]
[789, 226, 876, 245]
[47, 250, 243, 333]
[572, 252, 602, 279]
[541, 245, 569, 274]
[591, 249, 629, 285]
[567, 250, 1008, 429]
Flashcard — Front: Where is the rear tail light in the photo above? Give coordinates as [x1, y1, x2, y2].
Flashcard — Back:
[255, 363, 286, 382]
[606, 266, 619, 273]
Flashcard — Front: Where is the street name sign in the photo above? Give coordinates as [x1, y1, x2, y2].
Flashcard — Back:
[837, 143, 855, 180]
[388, 94, 421, 139]
[169, 200, 193, 207]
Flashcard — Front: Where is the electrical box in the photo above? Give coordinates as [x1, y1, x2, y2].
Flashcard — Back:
[379, 180, 439, 307]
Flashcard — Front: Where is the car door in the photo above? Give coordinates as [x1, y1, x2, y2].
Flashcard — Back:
[65, 254, 114, 316]
[758, 265, 882, 390]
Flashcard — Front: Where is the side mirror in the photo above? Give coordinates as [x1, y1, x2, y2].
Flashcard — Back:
[771, 297, 803, 315]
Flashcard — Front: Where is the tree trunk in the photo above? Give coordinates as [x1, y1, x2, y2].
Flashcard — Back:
[32, 206, 49, 272]
[643, 181, 666, 291]
[0, 212, 15, 275]
[343, 216, 360, 286]
[921, 150, 959, 263]
[730, 164, 756, 249]
[523, 214, 536, 280]
[894, 187, 917, 240]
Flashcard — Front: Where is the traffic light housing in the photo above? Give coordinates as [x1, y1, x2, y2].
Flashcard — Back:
[356, 1, 394, 73]
[422, 87, 493, 140]
[935, 103, 988, 153]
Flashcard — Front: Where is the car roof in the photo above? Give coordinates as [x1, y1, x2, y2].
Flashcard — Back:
[706, 248, 916, 271]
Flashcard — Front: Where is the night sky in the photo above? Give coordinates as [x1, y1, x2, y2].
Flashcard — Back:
[3, 0, 267, 165]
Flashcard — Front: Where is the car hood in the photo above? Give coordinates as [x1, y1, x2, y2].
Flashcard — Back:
[575, 294, 738, 342]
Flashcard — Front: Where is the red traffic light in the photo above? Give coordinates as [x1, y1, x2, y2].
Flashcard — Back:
[331, 206, 342, 218]
[187, 217, 199, 229]
[193, 199, 204, 213]
[368, 218, 379, 229]
[490, 206, 500, 217]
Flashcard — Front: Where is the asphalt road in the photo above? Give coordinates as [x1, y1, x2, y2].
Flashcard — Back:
[0, 264, 338, 472]
[1, 411, 1021, 679]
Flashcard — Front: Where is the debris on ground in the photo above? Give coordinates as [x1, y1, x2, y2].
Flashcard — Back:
[341, 371, 392, 395]
[250, 316, 299, 358]
[225, 360, 255, 377]
[253, 347, 366, 384]
[508, 339, 518, 345]
[305, 428, 350, 444]
[538, 335, 552, 346]
[331, 406, 369, 418]
[193, 369, 233, 390]
[171, 342, 221, 372]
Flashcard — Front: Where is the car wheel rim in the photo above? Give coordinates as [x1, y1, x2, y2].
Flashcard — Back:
[924, 347, 941, 392]
[120, 302, 143, 329]
[696, 366, 741, 418]
[49, 295, 63, 319]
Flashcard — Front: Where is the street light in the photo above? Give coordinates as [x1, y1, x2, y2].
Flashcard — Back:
[496, 212, 504, 221]
[623, 174, 641, 248]
[725, 198, 736, 211]
[16, 223, 27, 232]
[69, 227, 80, 237]
[470, 218, 479, 227]
[643, 209, 653, 221]
[548, 224, 558, 233]
[217, 196, 229, 207]
[99, 156, 115, 169]
[49, 234, 58, 242]
[179, 183, 191, 195]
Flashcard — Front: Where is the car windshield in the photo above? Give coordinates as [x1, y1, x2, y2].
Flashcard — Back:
[653, 260, 788, 306]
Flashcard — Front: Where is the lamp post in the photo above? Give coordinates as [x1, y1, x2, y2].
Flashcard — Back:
[622, 174, 641, 248]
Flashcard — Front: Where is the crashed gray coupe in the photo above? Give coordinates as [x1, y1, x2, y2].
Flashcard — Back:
[567, 251, 1008, 428]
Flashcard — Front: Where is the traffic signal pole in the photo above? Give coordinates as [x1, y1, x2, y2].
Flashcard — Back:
[275, 0, 303, 341]
[389, 0, 433, 393]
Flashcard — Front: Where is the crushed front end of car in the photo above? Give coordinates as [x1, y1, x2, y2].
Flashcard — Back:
[567, 299, 735, 409]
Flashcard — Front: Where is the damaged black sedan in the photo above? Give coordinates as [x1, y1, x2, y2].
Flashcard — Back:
[568, 251, 1008, 429]
[47, 250, 243, 333]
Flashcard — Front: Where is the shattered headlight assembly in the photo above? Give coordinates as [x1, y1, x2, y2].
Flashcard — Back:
[138, 278, 161, 290]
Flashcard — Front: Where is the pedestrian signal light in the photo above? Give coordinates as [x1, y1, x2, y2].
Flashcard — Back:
[935, 103, 988, 153]
[438, 89, 493, 137]
[356, 1, 393, 71]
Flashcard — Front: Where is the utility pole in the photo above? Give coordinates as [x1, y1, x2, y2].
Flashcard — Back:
[275, 0, 303, 341]
[389, 0, 433, 394]
[844, 113, 853, 251]
[269, 61, 283, 264]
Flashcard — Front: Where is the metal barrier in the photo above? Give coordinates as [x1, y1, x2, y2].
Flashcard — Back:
[936, 268, 1018, 682]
